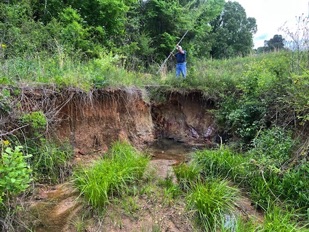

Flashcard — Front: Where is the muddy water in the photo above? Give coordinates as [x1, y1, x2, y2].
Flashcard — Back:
[147, 138, 197, 163]
[146, 139, 201, 182]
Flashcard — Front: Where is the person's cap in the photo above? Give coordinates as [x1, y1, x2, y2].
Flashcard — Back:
[178, 45, 182, 50]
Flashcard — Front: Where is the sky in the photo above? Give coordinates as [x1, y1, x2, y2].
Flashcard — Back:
[230, 0, 309, 48]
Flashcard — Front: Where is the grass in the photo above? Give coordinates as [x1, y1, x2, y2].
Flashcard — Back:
[2, 50, 302, 91]
[258, 206, 308, 232]
[173, 162, 201, 191]
[33, 141, 73, 183]
[1, 53, 160, 90]
[186, 179, 239, 231]
[185, 144, 309, 230]
[73, 141, 149, 209]
[157, 177, 182, 205]
[192, 147, 250, 183]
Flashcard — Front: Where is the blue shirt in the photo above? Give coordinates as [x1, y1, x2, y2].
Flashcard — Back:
[175, 51, 186, 63]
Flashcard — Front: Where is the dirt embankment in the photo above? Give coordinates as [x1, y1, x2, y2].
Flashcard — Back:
[51, 87, 217, 154]
[2, 86, 217, 151]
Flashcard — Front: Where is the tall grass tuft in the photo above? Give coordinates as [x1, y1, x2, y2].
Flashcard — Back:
[186, 180, 239, 231]
[73, 141, 149, 209]
[174, 162, 201, 191]
[193, 147, 250, 183]
[258, 206, 307, 232]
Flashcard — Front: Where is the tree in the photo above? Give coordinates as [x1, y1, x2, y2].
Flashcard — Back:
[141, 0, 190, 61]
[209, 1, 257, 59]
[264, 34, 285, 51]
[185, 0, 225, 58]
[135, 0, 224, 62]
[256, 34, 286, 54]
[0, 1, 55, 57]
[70, 0, 135, 35]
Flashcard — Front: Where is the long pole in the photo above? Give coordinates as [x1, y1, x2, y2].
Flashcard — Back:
[157, 30, 189, 74]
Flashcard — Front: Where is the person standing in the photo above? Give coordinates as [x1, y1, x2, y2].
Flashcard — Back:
[174, 45, 186, 78]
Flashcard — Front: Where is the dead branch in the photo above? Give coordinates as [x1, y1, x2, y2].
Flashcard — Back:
[0, 124, 29, 138]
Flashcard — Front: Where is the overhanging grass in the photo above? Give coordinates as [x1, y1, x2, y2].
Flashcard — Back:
[73, 141, 149, 209]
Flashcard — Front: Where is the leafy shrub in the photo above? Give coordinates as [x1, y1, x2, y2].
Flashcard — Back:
[217, 97, 267, 145]
[288, 72, 309, 122]
[248, 127, 295, 167]
[0, 145, 32, 205]
[186, 180, 239, 231]
[239, 53, 290, 97]
[73, 142, 149, 209]
[21, 111, 47, 137]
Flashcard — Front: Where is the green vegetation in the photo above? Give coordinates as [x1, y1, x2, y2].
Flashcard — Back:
[73, 142, 149, 209]
[0, 144, 33, 231]
[0, 1, 308, 231]
[1, 49, 307, 230]
[258, 206, 304, 232]
[32, 141, 73, 183]
[184, 139, 308, 229]
[186, 180, 239, 231]
[0, 145, 32, 205]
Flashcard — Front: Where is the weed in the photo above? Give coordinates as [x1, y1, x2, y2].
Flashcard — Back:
[0, 88, 12, 115]
[158, 176, 182, 205]
[151, 224, 161, 232]
[249, 127, 295, 167]
[120, 195, 140, 218]
[21, 111, 47, 137]
[281, 162, 309, 214]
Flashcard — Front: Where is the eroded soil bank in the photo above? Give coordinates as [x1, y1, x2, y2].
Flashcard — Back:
[37, 87, 218, 154]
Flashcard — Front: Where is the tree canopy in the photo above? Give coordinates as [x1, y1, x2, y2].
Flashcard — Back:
[0, 0, 257, 67]
[256, 34, 286, 53]
[209, 1, 257, 59]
